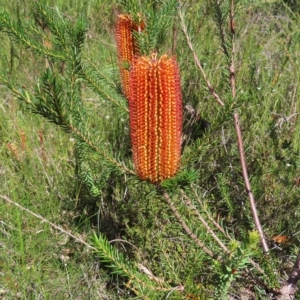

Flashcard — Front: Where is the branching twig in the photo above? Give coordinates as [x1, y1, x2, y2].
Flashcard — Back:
[233, 113, 269, 253]
[181, 190, 229, 254]
[160, 187, 216, 259]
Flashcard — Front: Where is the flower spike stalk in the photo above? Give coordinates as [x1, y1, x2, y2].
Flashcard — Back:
[115, 14, 144, 99]
[129, 53, 182, 183]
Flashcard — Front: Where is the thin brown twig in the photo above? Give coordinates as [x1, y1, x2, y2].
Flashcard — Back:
[181, 190, 229, 254]
[178, 4, 224, 107]
[229, 0, 236, 99]
[226, 0, 265, 277]
[233, 113, 269, 253]
[0, 197, 177, 296]
[0, 194, 97, 251]
[160, 187, 216, 259]
[191, 185, 229, 238]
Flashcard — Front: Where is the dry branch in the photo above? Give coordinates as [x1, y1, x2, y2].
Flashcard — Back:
[233, 113, 269, 253]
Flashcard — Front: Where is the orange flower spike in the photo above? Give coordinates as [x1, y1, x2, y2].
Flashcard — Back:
[129, 54, 182, 183]
[115, 14, 144, 99]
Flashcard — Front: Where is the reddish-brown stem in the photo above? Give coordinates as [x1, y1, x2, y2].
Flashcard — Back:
[229, 0, 236, 99]
[233, 113, 269, 253]
[230, 0, 235, 35]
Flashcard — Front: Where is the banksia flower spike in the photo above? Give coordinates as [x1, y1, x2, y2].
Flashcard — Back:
[115, 14, 144, 99]
[129, 53, 182, 183]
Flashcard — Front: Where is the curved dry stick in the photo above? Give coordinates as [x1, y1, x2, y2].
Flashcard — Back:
[233, 113, 269, 253]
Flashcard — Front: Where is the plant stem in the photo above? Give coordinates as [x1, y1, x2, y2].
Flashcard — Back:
[181, 190, 229, 254]
[233, 113, 269, 253]
[229, 0, 236, 99]
[160, 187, 216, 259]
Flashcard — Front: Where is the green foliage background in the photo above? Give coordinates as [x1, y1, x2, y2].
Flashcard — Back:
[0, 0, 300, 299]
